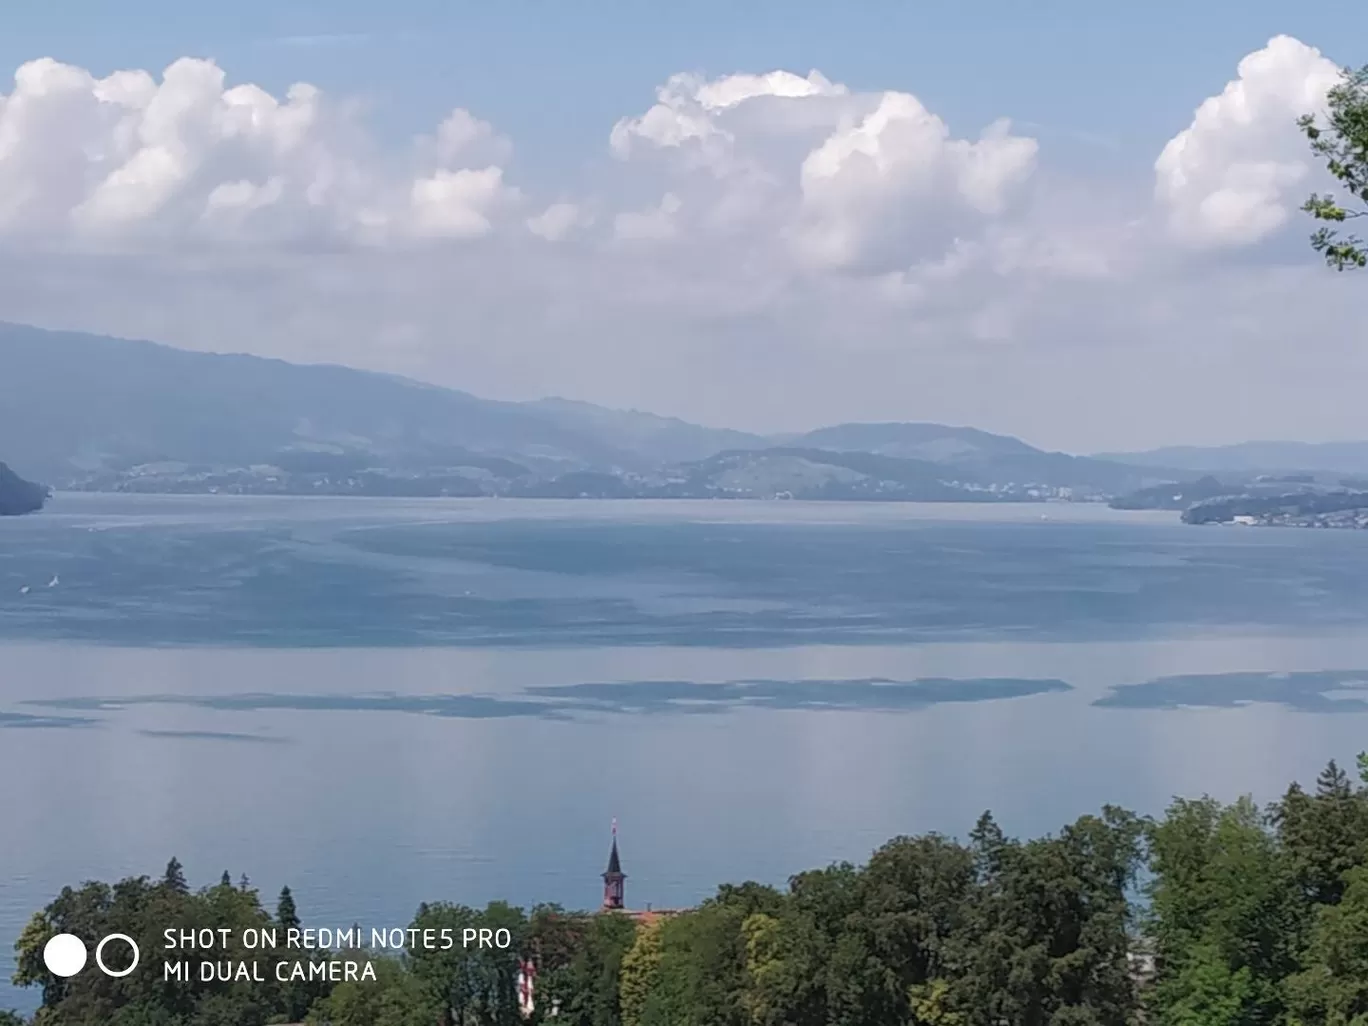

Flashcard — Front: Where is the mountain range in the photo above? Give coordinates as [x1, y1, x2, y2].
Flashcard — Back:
[0, 321, 1356, 503]
[1095, 441, 1368, 476]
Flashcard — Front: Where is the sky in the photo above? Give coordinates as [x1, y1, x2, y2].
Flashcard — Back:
[0, 1, 1366, 452]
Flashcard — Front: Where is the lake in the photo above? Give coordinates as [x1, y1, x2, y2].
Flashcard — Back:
[4, 493, 1368, 1011]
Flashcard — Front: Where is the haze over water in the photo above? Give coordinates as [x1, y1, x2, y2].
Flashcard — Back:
[4, 493, 1368, 1011]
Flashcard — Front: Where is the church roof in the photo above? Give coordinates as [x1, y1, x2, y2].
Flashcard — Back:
[604, 837, 622, 877]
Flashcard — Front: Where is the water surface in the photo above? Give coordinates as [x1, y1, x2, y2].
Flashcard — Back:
[3, 494, 1368, 1012]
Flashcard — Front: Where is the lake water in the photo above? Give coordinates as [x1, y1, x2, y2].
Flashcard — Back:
[4, 493, 1368, 1011]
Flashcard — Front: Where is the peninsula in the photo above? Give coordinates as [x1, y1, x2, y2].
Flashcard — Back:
[0, 462, 47, 516]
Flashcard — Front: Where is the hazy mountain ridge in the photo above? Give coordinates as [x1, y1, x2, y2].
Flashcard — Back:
[0, 322, 1330, 501]
[0, 323, 696, 482]
[1096, 440, 1368, 476]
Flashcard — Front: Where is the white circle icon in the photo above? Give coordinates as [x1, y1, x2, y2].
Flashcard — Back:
[43, 934, 87, 978]
[95, 934, 140, 978]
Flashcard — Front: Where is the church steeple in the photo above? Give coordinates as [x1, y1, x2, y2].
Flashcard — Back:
[602, 819, 625, 910]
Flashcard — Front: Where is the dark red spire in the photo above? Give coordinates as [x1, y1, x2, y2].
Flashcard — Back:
[602, 820, 625, 910]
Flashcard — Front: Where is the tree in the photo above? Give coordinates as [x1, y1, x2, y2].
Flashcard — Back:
[1146, 797, 1298, 1026]
[276, 887, 300, 932]
[309, 956, 439, 1026]
[636, 904, 748, 1026]
[406, 901, 528, 1026]
[1284, 864, 1368, 1025]
[13, 866, 309, 1026]
[161, 858, 188, 895]
[1271, 761, 1368, 910]
[619, 920, 662, 1026]
[1300, 64, 1368, 270]
[958, 809, 1143, 1026]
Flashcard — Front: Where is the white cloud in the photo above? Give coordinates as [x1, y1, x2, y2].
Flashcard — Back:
[795, 97, 1037, 270]
[409, 167, 513, 239]
[613, 192, 682, 240]
[0, 41, 1365, 451]
[527, 201, 590, 241]
[609, 69, 845, 159]
[425, 108, 512, 167]
[0, 56, 516, 247]
[1155, 35, 1341, 247]
[606, 69, 1038, 272]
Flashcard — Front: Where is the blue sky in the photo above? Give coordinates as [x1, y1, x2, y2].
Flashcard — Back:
[7, 1, 1366, 179]
[0, 2, 1365, 448]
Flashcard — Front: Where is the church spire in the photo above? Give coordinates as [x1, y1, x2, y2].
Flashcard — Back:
[602, 819, 625, 910]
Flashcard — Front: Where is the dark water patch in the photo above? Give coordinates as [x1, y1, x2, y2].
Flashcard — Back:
[27, 692, 563, 720]
[1096, 670, 1368, 712]
[136, 729, 290, 743]
[23, 676, 1070, 723]
[0, 710, 98, 728]
[524, 677, 1072, 713]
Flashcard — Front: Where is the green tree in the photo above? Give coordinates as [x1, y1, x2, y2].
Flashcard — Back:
[618, 919, 662, 1026]
[1285, 864, 1368, 1025]
[959, 809, 1143, 1026]
[406, 901, 527, 1026]
[275, 888, 300, 933]
[637, 903, 748, 1026]
[13, 864, 310, 1026]
[553, 912, 636, 1026]
[308, 956, 439, 1026]
[1271, 761, 1368, 910]
[1146, 797, 1297, 1026]
[162, 859, 188, 896]
[1300, 64, 1368, 270]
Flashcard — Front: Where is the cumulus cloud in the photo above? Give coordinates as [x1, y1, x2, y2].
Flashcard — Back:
[607, 69, 1038, 273]
[613, 193, 682, 241]
[409, 167, 514, 239]
[526, 201, 591, 241]
[0, 56, 516, 247]
[609, 69, 846, 161]
[795, 99, 1037, 270]
[1155, 35, 1341, 247]
[422, 108, 512, 168]
[0, 41, 1365, 450]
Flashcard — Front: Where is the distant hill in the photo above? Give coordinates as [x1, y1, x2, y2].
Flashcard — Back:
[1096, 441, 1368, 476]
[795, 422, 1037, 462]
[526, 397, 766, 464]
[1108, 476, 1237, 511]
[666, 447, 995, 501]
[0, 320, 1210, 500]
[0, 461, 48, 515]
[795, 422, 1169, 493]
[0, 323, 750, 485]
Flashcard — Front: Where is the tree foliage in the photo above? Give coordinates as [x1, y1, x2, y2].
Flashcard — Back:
[11, 761, 1368, 1025]
[1301, 65, 1368, 270]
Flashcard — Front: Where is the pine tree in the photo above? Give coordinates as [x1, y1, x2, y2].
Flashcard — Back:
[277, 886, 300, 931]
[220, 871, 232, 888]
[162, 857, 188, 894]
[969, 810, 1008, 882]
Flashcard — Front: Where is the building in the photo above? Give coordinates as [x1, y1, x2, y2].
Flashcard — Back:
[599, 823, 687, 926]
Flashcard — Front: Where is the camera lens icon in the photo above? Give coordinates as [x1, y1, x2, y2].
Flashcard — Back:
[43, 934, 140, 978]
[42, 935, 85, 978]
